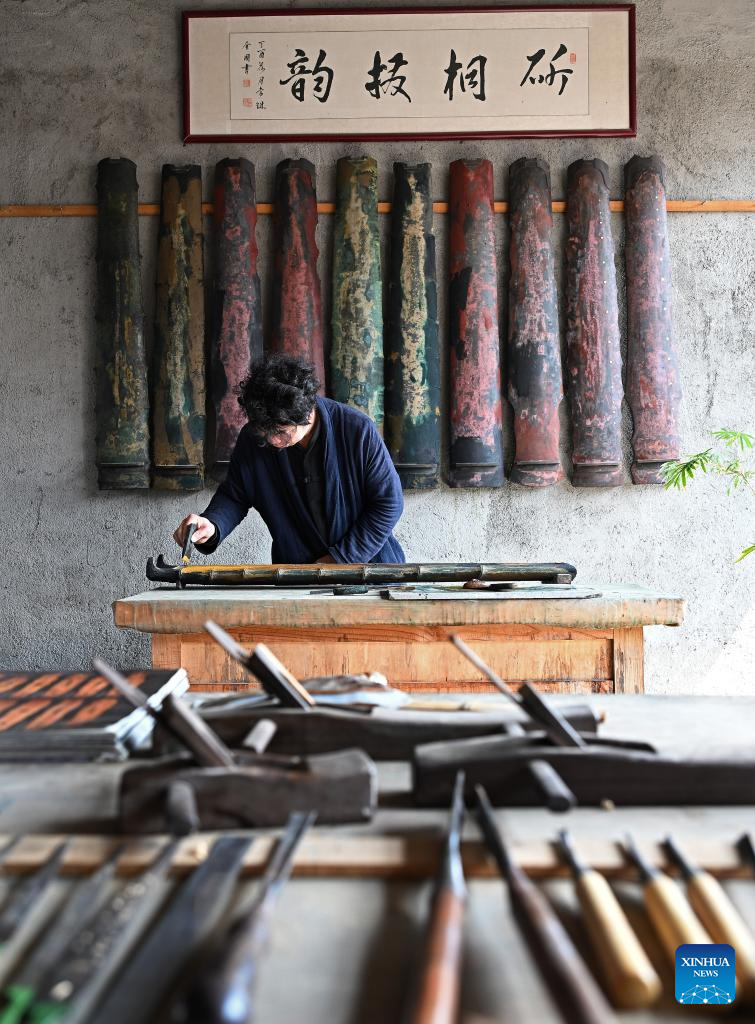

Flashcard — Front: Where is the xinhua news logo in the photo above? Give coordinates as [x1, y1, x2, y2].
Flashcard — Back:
[675, 944, 735, 1005]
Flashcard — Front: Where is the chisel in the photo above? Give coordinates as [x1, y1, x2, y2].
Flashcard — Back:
[0, 844, 124, 1024]
[27, 840, 180, 1023]
[556, 830, 661, 1008]
[91, 835, 252, 1024]
[181, 521, 197, 565]
[475, 786, 618, 1024]
[0, 839, 22, 910]
[411, 771, 467, 1024]
[183, 812, 315, 1024]
[621, 834, 710, 962]
[0, 842, 69, 952]
[664, 835, 755, 1001]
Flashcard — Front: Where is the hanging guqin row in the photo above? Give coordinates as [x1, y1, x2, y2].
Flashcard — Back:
[94, 155, 680, 491]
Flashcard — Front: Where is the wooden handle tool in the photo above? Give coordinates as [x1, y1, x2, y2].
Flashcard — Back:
[184, 813, 315, 1024]
[665, 835, 755, 1001]
[622, 834, 710, 962]
[557, 830, 661, 1009]
[476, 786, 618, 1024]
[412, 771, 467, 1024]
[181, 521, 198, 564]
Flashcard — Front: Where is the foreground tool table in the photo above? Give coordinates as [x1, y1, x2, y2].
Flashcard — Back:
[0, 697, 753, 1023]
[113, 583, 684, 693]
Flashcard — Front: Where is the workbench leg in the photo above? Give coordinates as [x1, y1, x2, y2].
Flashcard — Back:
[612, 628, 644, 693]
[152, 634, 182, 669]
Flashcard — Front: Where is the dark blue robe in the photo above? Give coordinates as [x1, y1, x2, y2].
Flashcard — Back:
[198, 397, 405, 564]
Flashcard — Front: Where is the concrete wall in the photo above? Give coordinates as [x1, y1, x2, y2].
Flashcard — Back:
[1, 0, 753, 692]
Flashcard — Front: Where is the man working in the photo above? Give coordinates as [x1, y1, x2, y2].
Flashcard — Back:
[174, 355, 405, 564]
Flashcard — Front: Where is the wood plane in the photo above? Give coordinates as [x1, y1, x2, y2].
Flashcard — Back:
[413, 734, 755, 807]
[194, 703, 601, 761]
[119, 747, 377, 831]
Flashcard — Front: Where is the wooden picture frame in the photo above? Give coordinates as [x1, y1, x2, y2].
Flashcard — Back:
[183, 5, 636, 143]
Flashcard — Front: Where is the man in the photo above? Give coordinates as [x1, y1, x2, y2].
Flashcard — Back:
[174, 355, 405, 564]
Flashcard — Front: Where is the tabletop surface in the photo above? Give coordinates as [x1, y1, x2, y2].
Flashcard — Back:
[114, 582, 686, 632]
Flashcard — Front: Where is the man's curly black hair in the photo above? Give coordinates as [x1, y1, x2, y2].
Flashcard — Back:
[237, 355, 320, 440]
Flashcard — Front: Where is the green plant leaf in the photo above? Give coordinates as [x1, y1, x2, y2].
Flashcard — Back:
[712, 429, 754, 451]
[660, 450, 714, 489]
[735, 544, 755, 562]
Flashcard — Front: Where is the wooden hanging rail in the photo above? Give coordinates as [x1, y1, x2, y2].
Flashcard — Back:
[0, 833, 752, 881]
[1, 199, 753, 218]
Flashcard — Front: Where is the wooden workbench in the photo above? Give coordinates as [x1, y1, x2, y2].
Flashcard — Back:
[114, 584, 684, 693]
[0, 695, 752, 1023]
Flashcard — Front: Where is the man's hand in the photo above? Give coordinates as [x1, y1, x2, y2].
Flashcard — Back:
[316, 553, 337, 564]
[174, 514, 216, 548]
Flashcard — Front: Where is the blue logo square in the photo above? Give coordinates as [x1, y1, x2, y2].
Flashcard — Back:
[675, 944, 735, 1005]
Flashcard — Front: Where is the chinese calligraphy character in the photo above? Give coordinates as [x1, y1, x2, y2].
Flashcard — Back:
[279, 48, 334, 103]
[364, 51, 411, 102]
[443, 50, 487, 101]
[519, 43, 573, 96]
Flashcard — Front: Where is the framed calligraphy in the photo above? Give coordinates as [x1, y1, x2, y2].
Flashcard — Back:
[183, 5, 636, 142]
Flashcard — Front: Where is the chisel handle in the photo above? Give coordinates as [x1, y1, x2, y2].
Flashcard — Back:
[509, 870, 618, 1024]
[411, 889, 465, 1024]
[643, 874, 711, 961]
[686, 872, 755, 1001]
[575, 870, 661, 1008]
[182, 521, 198, 563]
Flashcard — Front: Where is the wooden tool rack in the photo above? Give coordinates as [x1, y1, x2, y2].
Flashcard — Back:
[0, 695, 753, 1023]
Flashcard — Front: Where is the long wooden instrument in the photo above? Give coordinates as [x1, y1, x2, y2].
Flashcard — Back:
[475, 786, 618, 1024]
[557, 830, 661, 1009]
[411, 772, 467, 1024]
[147, 559, 577, 587]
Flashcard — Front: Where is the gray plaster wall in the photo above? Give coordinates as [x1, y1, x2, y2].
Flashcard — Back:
[0, 0, 753, 692]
